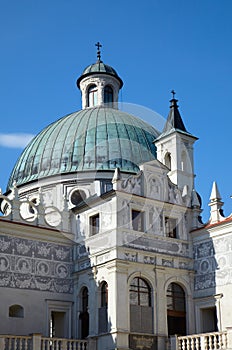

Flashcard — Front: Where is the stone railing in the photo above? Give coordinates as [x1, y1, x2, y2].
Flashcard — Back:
[0, 334, 89, 350]
[176, 330, 231, 350]
[0, 335, 32, 350]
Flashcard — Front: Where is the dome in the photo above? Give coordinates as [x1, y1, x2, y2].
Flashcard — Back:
[77, 61, 123, 88]
[7, 107, 159, 190]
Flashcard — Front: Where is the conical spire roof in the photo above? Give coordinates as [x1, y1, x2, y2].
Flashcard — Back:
[163, 97, 187, 134]
[155, 91, 197, 141]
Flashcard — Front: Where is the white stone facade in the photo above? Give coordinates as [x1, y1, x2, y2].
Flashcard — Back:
[79, 74, 121, 109]
[0, 57, 232, 350]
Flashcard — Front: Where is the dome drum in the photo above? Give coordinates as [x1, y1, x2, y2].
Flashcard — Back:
[79, 74, 121, 109]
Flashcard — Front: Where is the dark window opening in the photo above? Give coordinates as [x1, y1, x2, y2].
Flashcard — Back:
[29, 198, 37, 214]
[9, 305, 24, 318]
[165, 217, 177, 238]
[101, 281, 108, 307]
[167, 283, 186, 336]
[165, 153, 171, 170]
[79, 287, 89, 339]
[50, 311, 66, 338]
[99, 281, 108, 333]
[90, 214, 100, 235]
[88, 85, 98, 107]
[104, 85, 113, 106]
[70, 190, 86, 206]
[132, 210, 144, 232]
[201, 307, 218, 333]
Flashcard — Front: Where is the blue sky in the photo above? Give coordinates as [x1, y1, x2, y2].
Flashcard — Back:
[0, 0, 231, 221]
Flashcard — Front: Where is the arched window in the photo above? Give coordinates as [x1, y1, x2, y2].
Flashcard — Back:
[88, 85, 98, 107]
[79, 287, 89, 339]
[129, 277, 153, 333]
[166, 283, 186, 336]
[99, 281, 108, 333]
[9, 304, 24, 318]
[130, 277, 151, 306]
[82, 287, 88, 312]
[164, 152, 171, 170]
[101, 281, 108, 307]
[104, 85, 113, 106]
[181, 151, 187, 171]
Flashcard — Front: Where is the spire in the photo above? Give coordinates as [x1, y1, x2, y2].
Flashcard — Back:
[162, 91, 187, 134]
[210, 181, 222, 201]
[191, 189, 201, 208]
[208, 181, 224, 224]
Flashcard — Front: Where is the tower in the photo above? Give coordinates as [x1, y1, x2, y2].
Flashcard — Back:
[155, 92, 198, 197]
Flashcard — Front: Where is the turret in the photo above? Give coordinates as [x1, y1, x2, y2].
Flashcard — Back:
[155, 92, 198, 198]
[76, 42, 123, 109]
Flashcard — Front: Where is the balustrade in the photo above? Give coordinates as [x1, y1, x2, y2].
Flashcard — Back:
[177, 331, 227, 350]
[0, 335, 88, 350]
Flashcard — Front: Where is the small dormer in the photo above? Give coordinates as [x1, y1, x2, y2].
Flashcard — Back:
[76, 42, 123, 109]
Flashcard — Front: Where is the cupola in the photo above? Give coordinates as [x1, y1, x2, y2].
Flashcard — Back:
[77, 42, 123, 109]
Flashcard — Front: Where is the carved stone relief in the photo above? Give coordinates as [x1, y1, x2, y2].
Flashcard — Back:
[121, 171, 143, 195]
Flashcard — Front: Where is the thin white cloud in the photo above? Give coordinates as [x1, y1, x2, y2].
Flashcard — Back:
[0, 133, 35, 148]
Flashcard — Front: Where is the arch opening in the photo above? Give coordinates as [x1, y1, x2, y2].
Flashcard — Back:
[166, 282, 186, 336]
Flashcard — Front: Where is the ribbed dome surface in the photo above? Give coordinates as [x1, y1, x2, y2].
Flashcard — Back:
[7, 107, 159, 189]
[77, 61, 123, 88]
[82, 62, 118, 76]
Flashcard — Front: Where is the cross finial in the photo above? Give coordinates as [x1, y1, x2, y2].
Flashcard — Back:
[95, 41, 102, 61]
[171, 90, 176, 99]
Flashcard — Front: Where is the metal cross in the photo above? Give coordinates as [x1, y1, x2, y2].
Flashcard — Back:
[95, 42, 102, 61]
[171, 90, 176, 99]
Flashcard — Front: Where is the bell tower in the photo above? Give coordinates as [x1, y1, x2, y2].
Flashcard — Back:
[155, 92, 198, 197]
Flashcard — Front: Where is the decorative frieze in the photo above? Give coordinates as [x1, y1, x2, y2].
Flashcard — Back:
[123, 233, 189, 257]
[144, 255, 156, 265]
[162, 259, 173, 268]
[194, 235, 232, 290]
[0, 234, 73, 293]
[124, 252, 137, 262]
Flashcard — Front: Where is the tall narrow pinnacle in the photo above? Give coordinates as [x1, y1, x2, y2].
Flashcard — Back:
[210, 181, 222, 202]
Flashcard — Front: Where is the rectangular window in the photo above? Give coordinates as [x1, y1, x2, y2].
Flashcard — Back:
[132, 210, 144, 232]
[90, 214, 100, 235]
[165, 217, 177, 238]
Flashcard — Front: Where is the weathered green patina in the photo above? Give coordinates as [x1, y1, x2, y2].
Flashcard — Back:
[7, 107, 159, 189]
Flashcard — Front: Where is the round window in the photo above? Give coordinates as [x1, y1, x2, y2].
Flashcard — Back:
[70, 190, 86, 206]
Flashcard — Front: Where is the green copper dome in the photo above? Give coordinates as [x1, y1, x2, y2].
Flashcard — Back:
[77, 61, 123, 88]
[7, 107, 159, 189]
